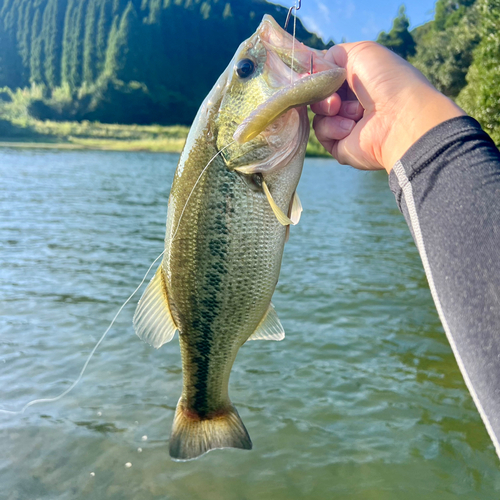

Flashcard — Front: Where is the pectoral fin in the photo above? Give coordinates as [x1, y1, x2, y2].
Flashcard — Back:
[262, 180, 294, 226]
[285, 191, 303, 242]
[289, 191, 302, 225]
[133, 265, 177, 348]
[247, 302, 285, 341]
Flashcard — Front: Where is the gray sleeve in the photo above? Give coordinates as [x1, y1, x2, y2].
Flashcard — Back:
[389, 116, 500, 458]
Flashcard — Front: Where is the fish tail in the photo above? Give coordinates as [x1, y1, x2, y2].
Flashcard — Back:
[169, 399, 252, 461]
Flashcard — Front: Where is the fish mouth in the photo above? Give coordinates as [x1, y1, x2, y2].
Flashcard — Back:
[233, 15, 346, 144]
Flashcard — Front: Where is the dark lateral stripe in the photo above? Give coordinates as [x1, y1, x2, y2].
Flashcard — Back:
[189, 179, 232, 415]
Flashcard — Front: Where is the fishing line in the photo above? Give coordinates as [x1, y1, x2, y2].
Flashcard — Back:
[0, 249, 166, 416]
[291, 0, 298, 84]
[1, 141, 234, 416]
[1, 13, 296, 416]
[171, 140, 236, 242]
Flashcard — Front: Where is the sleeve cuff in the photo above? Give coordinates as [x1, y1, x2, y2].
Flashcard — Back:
[388, 116, 492, 207]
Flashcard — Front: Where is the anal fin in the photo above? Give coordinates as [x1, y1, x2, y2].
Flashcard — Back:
[247, 302, 285, 341]
[133, 265, 177, 348]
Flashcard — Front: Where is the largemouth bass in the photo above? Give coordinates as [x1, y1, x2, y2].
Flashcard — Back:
[133, 15, 345, 461]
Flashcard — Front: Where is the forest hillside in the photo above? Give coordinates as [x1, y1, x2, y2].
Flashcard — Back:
[0, 0, 329, 125]
[1, 0, 499, 147]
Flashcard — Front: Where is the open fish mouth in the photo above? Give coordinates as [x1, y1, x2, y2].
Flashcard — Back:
[233, 15, 346, 144]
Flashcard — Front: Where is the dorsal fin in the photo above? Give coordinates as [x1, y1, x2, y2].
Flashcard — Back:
[247, 302, 285, 341]
[133, 265, 177, 348]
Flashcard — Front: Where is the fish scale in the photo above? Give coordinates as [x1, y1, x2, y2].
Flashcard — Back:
[133, 14, 345, 460]
[170, 158, 282, 414]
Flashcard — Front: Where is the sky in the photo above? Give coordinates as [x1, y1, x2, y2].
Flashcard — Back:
[274, 0, 437, 44]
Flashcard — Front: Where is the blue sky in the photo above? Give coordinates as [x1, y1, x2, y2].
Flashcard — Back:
[274, 0, 437, 43]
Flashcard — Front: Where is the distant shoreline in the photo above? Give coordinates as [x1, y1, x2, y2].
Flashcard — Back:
[0, 138, 186, 153]
[0, 141, 88, 150]
[0, 135, 331, 157]
[0, 114, 331, 157]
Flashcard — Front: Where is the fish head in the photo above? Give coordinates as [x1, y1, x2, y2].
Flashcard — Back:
[213, 14, 346, 177]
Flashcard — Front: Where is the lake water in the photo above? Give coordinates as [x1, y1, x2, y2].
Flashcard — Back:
[0, 148, 499, 499]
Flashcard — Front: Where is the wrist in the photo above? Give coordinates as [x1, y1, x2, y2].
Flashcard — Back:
[382, 86, 465, 173]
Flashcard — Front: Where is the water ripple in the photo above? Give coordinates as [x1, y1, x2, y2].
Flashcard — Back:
[0, 150, 499, 499]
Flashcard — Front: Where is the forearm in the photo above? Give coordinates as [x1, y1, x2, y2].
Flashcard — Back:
[389, 116, 500, 455]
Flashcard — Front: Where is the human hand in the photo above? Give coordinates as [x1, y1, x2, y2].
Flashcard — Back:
[311, 42, 465, 172]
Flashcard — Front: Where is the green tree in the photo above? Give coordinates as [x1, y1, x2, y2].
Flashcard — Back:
[0, 25, 5, 86]
[60, 0, 75, 88]
[457, 0, 500, 145]
[114, 1, 141, 81]
[83, 0, 98, 84]
[0, 1, 24, 88]
[18, 0, 34, 84]
[42, 0, 65, 88]
[0, 0, 333, 124]
[411, 4, 480, 98]
[377, 5, 416, 60]
[102, 14, 121, 79]
[435, 0, 477, 30]
[61, 0, 89, 89]
[95, 0, 112, 73]
[68, 0, 88, 89]
[29, 8, 43, 84]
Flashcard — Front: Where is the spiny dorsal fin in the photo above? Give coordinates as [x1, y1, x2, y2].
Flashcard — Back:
[262, 180, 294, 226]
[133, 265, 177, 348]
[247, 302, 285, 341]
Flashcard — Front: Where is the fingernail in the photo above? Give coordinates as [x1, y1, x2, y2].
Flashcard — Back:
[346, 102, 359, 116]
[340, 118, 354, 132]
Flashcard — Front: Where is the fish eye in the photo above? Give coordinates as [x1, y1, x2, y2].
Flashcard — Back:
[235, 59, 255, 79]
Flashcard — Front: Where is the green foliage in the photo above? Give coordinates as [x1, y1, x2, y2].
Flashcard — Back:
[410, 2, 480, 98]
[407, 0, 499, 144]
[377, 6, 416, 60]
[457, 0, 500, 145]
[29, 8, 42, 84]
[0, 85, 327, 156]
[381, 0, 498, 143]
[0, 0, 331, 125]
[305, 109, 328, 157]
[83, 0, 97, 84]
[435, 0, 477, 30]
[410, 21, 433, 47]
[42, 0, 65, 88]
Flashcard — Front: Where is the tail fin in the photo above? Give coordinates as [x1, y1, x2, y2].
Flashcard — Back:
[169, 400, 252, 461]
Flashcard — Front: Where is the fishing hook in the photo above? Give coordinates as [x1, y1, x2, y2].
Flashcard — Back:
[284, 0, 301, 30]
